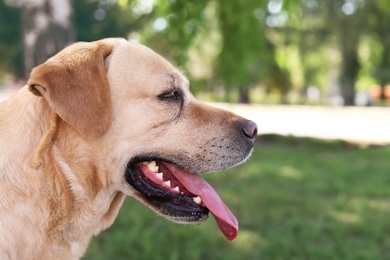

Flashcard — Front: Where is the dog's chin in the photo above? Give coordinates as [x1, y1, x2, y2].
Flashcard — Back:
[125, 158, 210, 224]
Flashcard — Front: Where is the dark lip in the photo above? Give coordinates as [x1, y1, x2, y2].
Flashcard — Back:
[125, 156, 209, 222]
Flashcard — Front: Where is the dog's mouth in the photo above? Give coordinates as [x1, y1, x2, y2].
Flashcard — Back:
[125, 158, 238, 240]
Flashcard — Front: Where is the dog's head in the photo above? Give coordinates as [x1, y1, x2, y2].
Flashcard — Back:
[27, 38, 257, 240]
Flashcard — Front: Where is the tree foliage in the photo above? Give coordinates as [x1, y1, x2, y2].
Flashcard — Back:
[216, 0, 277, 102]
[73, 0, 153, 42]
[141, 0, 209, 68]
[21, 0, 74, 78]
[285, 0, 390, 105]
[0, 0, 152, 79]
[2, 0, 390, 105]
[0, 1, 22, 78]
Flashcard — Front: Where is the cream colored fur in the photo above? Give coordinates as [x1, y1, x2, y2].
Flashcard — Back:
[0, 38, 255, 259]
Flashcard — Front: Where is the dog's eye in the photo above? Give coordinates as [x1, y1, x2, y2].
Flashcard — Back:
[159, 90, 181, 101]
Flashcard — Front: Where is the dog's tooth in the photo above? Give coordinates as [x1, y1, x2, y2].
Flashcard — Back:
[172, 186, 180, 194]
[193, 196, 202, 205]
[164, 180, 171, 187]
[156, 172, 163, 181]
[142, 161, 159, 173]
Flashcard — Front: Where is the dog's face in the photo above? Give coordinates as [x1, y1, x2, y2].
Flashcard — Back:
[27, 38, 257, 240]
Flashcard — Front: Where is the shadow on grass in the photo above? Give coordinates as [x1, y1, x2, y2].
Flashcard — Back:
[85, 135, 390, 259]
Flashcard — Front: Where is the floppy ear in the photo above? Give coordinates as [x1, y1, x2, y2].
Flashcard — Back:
[28, 40, 115, 139]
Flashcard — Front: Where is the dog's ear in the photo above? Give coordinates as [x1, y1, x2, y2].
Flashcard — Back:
[28, 40, 117, 139]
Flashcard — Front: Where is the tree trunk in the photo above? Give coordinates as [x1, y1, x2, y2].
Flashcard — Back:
[377, 39, 390, 101]
[238, 87, 250, 103]
[340, 74, 356, 106]
[339, 39, 359, 106]
[22, 0, 74, 79]
[340, 20, 360, 106]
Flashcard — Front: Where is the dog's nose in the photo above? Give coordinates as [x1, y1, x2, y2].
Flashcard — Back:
[242, 120, 258, 141]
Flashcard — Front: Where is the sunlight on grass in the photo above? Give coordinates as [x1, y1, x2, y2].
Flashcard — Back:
[279, 166, 303, 179]
[366, 199, 390, 212]
[230, 160, 262, 179]
[328, 196, 390, 224]
[349, 197, 390, 213]
[328, 210, 362, 224]
[233, 229, 267, 250]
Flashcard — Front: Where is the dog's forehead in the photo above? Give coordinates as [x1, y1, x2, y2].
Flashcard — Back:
[108, 41, 189, 93]
[112, 41, 173, 72]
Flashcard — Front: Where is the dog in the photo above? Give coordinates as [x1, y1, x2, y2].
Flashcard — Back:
[0, 38, 257, 259]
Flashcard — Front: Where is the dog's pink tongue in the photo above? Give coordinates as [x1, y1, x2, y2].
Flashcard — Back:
[168, 165, 238, 240]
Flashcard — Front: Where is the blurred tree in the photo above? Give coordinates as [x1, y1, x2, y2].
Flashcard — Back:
[73, 0, 154, 42]
[334, 0, 363, 106]
[0, 1, 23, 78]
[21, 0, 74, 78]
[4, 0, 390, 106]
[1, 0, 153, 79]
[287, 0, 364, 105]
[216, 0, 281, 103]
[146, 0, 289, 103]
[367, 0, 390, 101]
[288, 0, 390, 105]
[142, 0, 208, 68]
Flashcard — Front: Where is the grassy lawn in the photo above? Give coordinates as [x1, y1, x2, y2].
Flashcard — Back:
[84, 135, 390, 259]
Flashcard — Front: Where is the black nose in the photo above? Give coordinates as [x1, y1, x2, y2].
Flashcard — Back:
[242, 120, 258, 141]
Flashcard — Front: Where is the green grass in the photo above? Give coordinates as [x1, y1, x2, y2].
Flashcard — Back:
[84, 135, 390, 259]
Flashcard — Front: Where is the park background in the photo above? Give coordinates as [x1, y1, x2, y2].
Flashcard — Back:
[1, 0, 390, 259]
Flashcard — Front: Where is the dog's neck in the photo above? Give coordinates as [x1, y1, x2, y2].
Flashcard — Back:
[0, 87, 49, 179]
[0, 87, 125, 258]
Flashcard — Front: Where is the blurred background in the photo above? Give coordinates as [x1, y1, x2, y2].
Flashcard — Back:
[3, 0, 390, 106]
[1, 0, 390, 259]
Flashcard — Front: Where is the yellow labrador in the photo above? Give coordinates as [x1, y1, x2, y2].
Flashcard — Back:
[0, 38, 257, 259]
